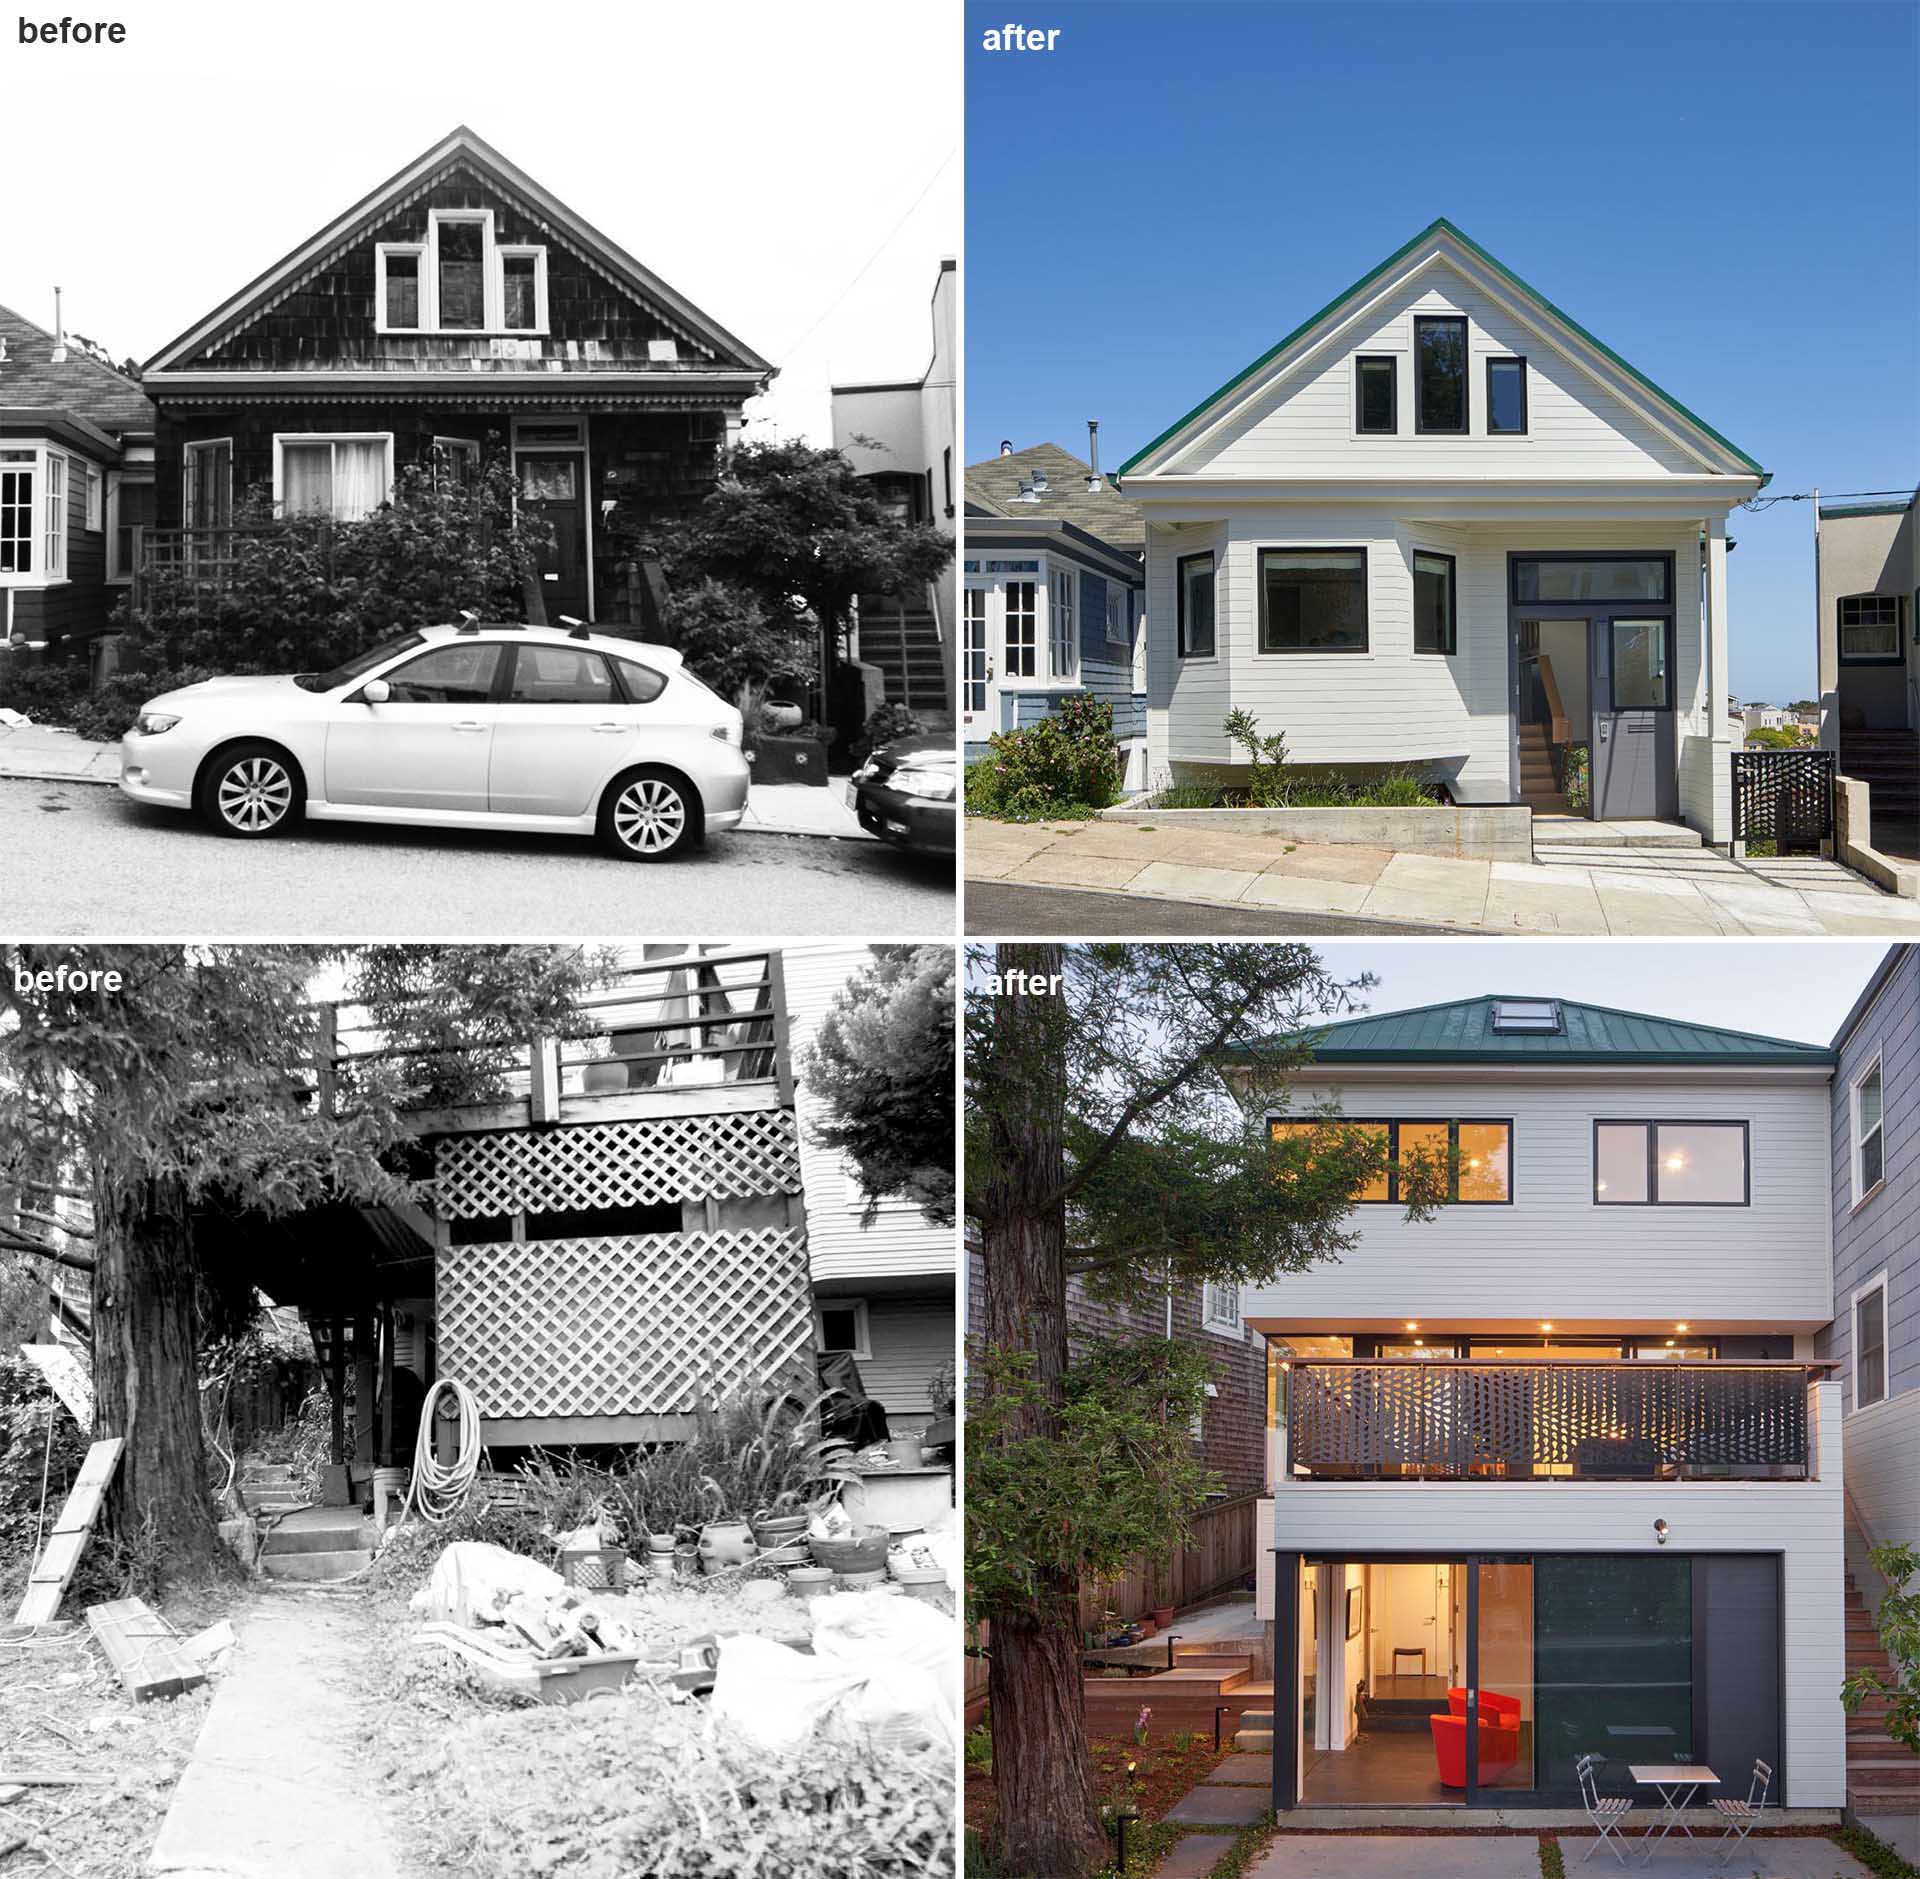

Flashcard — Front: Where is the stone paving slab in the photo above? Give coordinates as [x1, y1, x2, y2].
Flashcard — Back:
[1242, 872, 1374, 914]
[0, 724, 121, 783]
[1151, 1833, 1239, 1879]
[1268, 844, 1393, 884]
[1133, 860, 1260, 903]
[1209, 1752, 1275, 1785]
[1245, 1833, 1540, 1878]
[1163, 1783, 1274, 1827]
[1555, 1833, 1870, 1877]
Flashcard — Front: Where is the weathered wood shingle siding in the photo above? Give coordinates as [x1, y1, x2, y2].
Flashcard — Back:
[1239, 1073, 1833, 1329]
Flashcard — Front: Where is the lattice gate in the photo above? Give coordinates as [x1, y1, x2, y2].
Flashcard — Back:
[1731, 749, 1834, 852]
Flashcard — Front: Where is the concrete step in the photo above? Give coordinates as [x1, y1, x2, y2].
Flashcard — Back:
[1847, 1760, 1920, 1788]
[263, 1522, 373, 1557]
[260, 1549, 372, 1583]
[1848, 1785, 1920, 1815]
[1234, 1729, 1275, 1753]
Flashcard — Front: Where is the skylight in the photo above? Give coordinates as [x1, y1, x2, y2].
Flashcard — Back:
[1491, 998, 1562, 1035]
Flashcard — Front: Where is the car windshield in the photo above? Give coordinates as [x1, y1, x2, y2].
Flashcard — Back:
[294, 632, 427, 693]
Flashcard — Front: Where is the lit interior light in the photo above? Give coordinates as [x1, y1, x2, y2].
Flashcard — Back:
[1597, 1181, 1608, 1193]
[1405, 1321, 1419, 1331]
[1413, 1338, 1424, 1347]
[1665, 1339, 1675, 1348]
[1664, 1154, 1687, 1172]
[1540, 1322, 1554, 1331]
[1676, 1323, 1689, 1332]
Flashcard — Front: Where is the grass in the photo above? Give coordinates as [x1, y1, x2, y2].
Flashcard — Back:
[1539, 1835, 1566, 1877]
[1835, 1821, 1920, 1879]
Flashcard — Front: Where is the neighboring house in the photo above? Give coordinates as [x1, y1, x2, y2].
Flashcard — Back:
[1815, 945, 1917, 1590]
[1817, 492, 1918, 855]
[139, 126, 772, 631]
[1210, 994, 1845, 1812]
[1744, 704, 1790, 734]
[786, 943, 955, 1432]
[0, 304, 155, 654]
[831, 260, 956, 726]
[963, 433, 1149, 787]
[1115, 220, 1766, 841]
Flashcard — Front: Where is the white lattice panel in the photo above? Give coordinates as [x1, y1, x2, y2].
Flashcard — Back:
[433, 1112, 800, 1219]
[436, 1229, 812, 1419]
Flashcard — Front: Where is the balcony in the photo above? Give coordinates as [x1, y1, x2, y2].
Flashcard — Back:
[1282, 1359, 1822, 1483]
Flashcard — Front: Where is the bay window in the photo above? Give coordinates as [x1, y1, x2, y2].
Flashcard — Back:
[1050, 568, 1078, 680]
[1178, 552, 1216, 658]
[1414, 550, 1455, 655]
[0, 452, 35, 575]
[42, 454, 65, 578]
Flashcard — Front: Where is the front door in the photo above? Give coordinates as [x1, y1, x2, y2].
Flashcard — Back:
[960, 577, 1039, 744]
[961, 585, 991, 741]
[518, 453, 591, 623]
[1592, 615, 1677, 821]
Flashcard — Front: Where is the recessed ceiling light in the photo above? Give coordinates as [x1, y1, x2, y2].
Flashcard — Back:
[1676, 1323, 1689, 1332]
[1405, 1321, 1419, 1331]
[1540, 1322, 1554, 1331]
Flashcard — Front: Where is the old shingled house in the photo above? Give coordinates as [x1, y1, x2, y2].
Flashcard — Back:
[138, 126, 773, 631]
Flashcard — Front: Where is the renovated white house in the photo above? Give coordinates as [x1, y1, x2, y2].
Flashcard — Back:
[1117, 221, 1765, 841]
[1212, 994, 1849, 1815]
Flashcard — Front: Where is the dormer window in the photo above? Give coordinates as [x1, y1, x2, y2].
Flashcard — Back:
[376, 213, 549, 336]
[1415, 316, 1468, 433]
[1491, 998, 1562, 1034]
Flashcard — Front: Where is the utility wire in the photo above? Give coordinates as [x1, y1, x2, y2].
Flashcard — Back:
[1745, 486, 1915, 512]
[778, 146, 958, 368]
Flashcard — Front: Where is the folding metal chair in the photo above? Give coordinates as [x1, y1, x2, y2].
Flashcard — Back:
[1710, 1757, 1771, 1864]
[1575, 1754, 1635, 1867]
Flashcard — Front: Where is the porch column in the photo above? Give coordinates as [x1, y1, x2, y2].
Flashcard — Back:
[1271, 1548, 1301, 1814]
[1702, 518, 1734, 847]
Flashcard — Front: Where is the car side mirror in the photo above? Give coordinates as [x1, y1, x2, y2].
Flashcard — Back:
[360, 678, 391, 705]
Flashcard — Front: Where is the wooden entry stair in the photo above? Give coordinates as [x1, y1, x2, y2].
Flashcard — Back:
[1083, 1644, 1269, 1745]
[1518, 722, 1569, 814]
[1845, 1564, 1918, 1817]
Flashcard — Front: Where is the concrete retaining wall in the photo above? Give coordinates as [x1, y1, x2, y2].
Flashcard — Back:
[1100, 800, 1533, 862]
[1836, 772, 1919, 898]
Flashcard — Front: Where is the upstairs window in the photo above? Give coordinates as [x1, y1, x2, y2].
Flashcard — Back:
[437, 219, 486, 330]
[1486, 356, 1528, 434]
[1259, 548, 1367, 653]
[1415, 315, 1468, 433]
[1838, 594, 1902, 663]
[382, 250, 422, 330]
[378, 215, 548, 334]
[1178, 552, 1215, 658]
[1270, 1116, 1512, 1204]
[1852, 1055, 1885, 1200]
[501, 252, 539, 329]
[1202, 1280, 1241, 1334]
[1355, 355, 1397, 434]
[1105, 583, 1129, 650]
[1414, 550, 1456, 655]
[1594, 1120, 1748, 1206]
[1854, 1278, 1888, 1409]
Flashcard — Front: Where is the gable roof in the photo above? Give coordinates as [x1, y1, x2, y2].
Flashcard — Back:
[0, 304, 154, 437]
[1225, 994, 1831, 1068]
[1115, 218, 1766, 485]
[966, 443, 1144, 552]
[145, 125, 772, 377]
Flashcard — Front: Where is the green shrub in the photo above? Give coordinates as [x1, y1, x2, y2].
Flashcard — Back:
[967, 694, 1122, 821]
[1151, 779, 1220, 809]
[965, 1715, 993, 1769]
[1564, 742, 1590, 813]
[853, 702, 925, 765]
[0, 654, 92, 726]
[1220, 709, 1436, 808]
[1222, 707, 1291, 807]
[0, 1359, 89, 1588]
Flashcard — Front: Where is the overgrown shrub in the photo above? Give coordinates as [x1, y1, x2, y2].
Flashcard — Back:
[966, 694, 1123, 821]
[659, 576, 815, 699]
[853, 702, 925, 765]
[0, 653, 92, 727]
[0, 1359, 88, 1587]
[1564, 742, 1590, 813]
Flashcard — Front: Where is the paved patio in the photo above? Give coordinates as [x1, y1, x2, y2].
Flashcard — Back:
[966, 817, 1920, 935]
[1230, 1835, 1872, 1879]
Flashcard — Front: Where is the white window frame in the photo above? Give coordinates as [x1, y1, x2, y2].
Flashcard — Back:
[431, 436, 482, 488]
[377, 213, 551, 337]
[1106, 582, 1129, 652]
[42, 451, 66, 580]
[79, 461, 103, 532]
[1002, 575, 1040, 682]
[1852, 1270, 1890, 1411]
[0, 448, 45, 586]
[272, 433, 395, 521]
[1851, 1051, 1886, 1207]
[813, 1297, 872, 1361]
[1050, 565, 1078, 682]
[182, 437, 234, 529]
[1202, 1279, 1242, 1337]
[105, 470, 156, 584]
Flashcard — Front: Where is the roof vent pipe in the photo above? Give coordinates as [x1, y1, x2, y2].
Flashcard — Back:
[50, 286, 66, 363]
[999, 438, 1014, 456]
[1087, 420, 1102, 490]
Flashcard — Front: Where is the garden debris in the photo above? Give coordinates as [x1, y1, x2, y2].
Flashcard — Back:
[84, 1597, 207, 1702]
[182, 1620, 235, 1670]
[13, 1436, 123, 1625]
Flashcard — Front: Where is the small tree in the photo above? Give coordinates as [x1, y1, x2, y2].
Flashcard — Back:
[657, 576, 815, 700]
[1842, 1544, 1920, 1755]
[803, 945, 954, 1226]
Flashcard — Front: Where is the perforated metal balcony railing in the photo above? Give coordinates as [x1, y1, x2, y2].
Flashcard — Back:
[1284, 1360, 1819, 1482]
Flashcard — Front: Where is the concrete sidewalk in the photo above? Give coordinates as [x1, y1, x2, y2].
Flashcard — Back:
[0, 721, 871, 840]
[967, 816, 1920, 937]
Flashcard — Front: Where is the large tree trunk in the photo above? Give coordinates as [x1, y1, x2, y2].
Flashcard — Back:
[980, 943, 1108, 1879]
[91, 1162, 221, 1580]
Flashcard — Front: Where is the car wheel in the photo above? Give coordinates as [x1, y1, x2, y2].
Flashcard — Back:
[600, 768, 697, 861]
[196, 742, 304, 839]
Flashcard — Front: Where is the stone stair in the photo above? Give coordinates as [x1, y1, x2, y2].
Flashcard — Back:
[857, 592, 950, 719]
[1842, 730, 1920, 820]
[236, 1464, 307, 1518]
[257, 1505, 374, 1584]
[1844, 1566, 1917, 1816]
[1233, 1706, 1275, 1754]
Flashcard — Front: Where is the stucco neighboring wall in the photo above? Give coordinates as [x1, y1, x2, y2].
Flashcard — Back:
[1818, 503, 1915, 734]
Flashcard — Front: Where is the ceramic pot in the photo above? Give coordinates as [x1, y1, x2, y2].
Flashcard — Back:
[808, 1525, 890, 1575]
[883, 1436, 925, 1467]
[647, 1533, 676, 1555]
[786, 1566, 835, 1599]
[836, 1567, 887, 1591]
[1150, 1605, 1175, 1628]
[651, 1554, 677, 1584]
[697, 1520, 758, 1574]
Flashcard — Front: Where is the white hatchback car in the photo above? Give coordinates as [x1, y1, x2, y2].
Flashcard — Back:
[119, 622, 749, 861]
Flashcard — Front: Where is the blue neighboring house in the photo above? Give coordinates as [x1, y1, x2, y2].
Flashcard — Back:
[962, 432, 1148, 788]
[1813, 943, 1918, 1825]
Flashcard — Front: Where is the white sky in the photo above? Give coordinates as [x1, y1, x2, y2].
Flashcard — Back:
[1303, 940, 1891, 1047]
[0, 0, 959, 445]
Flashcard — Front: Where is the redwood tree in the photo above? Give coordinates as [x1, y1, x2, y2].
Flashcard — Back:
[964, 944, 1445, 1878]
[0, 945, 599, 1584]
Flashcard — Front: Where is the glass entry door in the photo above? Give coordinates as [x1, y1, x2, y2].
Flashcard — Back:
[1592, 616, 1678, 820]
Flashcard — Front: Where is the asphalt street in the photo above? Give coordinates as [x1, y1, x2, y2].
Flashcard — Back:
[0, 780, 954, 938]
[965, 880, 1455, 936]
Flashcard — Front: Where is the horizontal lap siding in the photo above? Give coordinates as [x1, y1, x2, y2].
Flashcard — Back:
[861, 1293, 957, 1421]
[1187, 261, 1700, 479]
[1840, 1392, 1920, 1556]
[1242, 1075, 1833, 1328]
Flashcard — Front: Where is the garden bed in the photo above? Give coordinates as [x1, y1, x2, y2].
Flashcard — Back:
[1099, 797, 1535, 862]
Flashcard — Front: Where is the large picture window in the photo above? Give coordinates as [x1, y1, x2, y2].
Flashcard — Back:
[1270, 1116, 1511, 1204]
[1594, 1120, 1749, 1206]
[1415, 316, 1468, 433]
[1178, 552, 1216, 658]
[275, 434, 393, 522]
[1414, 550, 1455, 655]
[1259, 548, 1367, 653]
[1838, 594, 1902, 663]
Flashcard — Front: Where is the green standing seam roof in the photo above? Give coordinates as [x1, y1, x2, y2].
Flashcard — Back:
[1819, 500, 1915, 521]
[1113, 217, 1769, 486]
[1221, 994, 1833, 1068]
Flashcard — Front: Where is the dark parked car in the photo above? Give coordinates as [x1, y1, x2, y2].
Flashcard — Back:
[848, 733, 955, 855]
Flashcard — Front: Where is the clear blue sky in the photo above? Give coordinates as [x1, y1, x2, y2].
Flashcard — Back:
[965, 0, 1919, 705]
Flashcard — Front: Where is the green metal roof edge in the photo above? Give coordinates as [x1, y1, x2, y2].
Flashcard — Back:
[1114, 217, 1769, 486]
[1219, 992, 1832, 1066]
[1819, 500, 1914, 520]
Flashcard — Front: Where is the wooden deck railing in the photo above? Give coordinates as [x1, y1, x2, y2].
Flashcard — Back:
[1285, 1360, 1820, 1481]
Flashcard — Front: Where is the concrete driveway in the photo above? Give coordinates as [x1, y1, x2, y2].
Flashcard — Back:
[965, 817, 1920, 937]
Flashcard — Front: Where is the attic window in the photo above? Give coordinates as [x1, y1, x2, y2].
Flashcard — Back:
[1491, 999, 1562, 1035]
[384, 251, 421, 330]
[438, 221, 486, 330]
[1415, 316, 1468, 434]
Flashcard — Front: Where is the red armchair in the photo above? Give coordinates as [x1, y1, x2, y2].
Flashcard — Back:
[1447, 1688, 1523, 1730]
[1429, 1706, 1520, 1788]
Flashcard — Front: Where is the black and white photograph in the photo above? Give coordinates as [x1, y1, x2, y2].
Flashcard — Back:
[0, 5, 957, 937]
[0, 941, 957, 1876]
